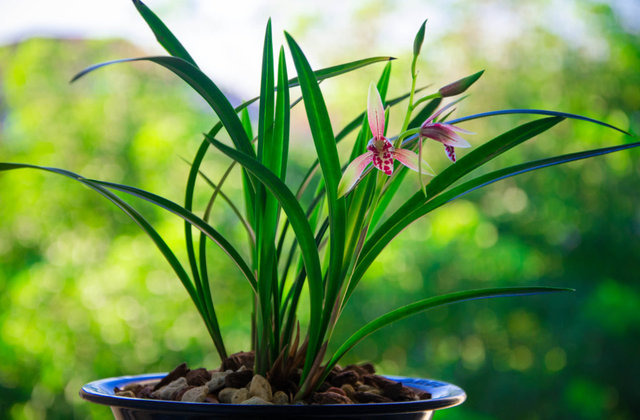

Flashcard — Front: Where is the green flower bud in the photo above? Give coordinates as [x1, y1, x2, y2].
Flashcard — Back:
[413, 20, 427, 57]
[439, 70, 485, 97]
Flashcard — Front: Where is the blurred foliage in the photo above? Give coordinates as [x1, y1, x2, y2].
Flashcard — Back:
[1, 1, 639, 419]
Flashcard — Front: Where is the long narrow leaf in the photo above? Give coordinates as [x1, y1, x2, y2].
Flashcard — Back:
[72, 56, 255, 161]
[322, 287, 573, 380]
[288, 56, 394, 87]
[0, 162, 229, 357]
[448, 109, 632, 136]
[132, 0, 198, 67]
[205, 135, 324, 377]
[384, 139, 640, 248]
[255, 20, 279, 373]
[85, 179, 258, 292]
[347, 117, 565, 305]
[353, 138, 640, 295]
[286, 33, 347, 377]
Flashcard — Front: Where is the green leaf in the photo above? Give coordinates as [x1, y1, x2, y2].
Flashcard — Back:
[322, 287, 573, 380]
[72, 56, 256, 161]
[0, 162, 228, 357]
[205, 135, 324, 375]
[85, 178, 258, 293]
[412, 138, 640, 230]
[132, 0, 198, 67]
[448, 109, 632, 136]
[255, 20, 279, 373]
[288, 56, 395, 87]
[275, 46, 291, 181]
[428, 116, 565, 196]
[183, 159, 254, 241]
[286, 32, 347, 376]
[349, 117, 565, 304]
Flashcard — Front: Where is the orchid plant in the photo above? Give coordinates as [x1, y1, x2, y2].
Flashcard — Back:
[1, 1, 637, 402]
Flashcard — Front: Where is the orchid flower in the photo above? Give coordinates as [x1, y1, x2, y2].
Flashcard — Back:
[419, 96, 474, 163]
[337, 82, 434, 198]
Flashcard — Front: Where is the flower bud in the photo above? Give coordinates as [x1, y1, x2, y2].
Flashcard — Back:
[439, 70, 485, 97]
[413, 20, 427, 57]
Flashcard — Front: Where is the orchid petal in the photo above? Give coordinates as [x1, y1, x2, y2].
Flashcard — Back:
[393, 148, 435, 176]
[337, 153, 373, 197]
[421, 124, 472, 148]
[444, 145, 456, 162]
[367, 81, 385, 139]
[447, 124, 475, 135]
[425, 96, 468, 125]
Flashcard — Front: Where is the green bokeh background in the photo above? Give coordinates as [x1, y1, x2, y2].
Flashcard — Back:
[1, 2, 639, 419]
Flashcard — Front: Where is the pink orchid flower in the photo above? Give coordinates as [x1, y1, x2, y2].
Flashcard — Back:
[338, 82, 434, 198]
[419, 97, 474, 163]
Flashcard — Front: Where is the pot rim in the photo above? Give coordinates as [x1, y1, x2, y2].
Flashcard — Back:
[80, 373, 466, 415]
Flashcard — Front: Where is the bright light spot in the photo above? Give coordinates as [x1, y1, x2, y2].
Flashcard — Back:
[435, 336, 461, 365]
[510, 345, 533, 371]
[502, 187, 528, 213]
[544, 347, 567, 372]
[461, 335, 486, 370]
[475, 222, 499, 248]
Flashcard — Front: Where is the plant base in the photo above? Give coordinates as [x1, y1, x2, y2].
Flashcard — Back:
[81, 373, 465, 419]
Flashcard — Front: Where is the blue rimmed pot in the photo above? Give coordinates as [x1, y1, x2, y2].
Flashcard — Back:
[80, 373, 466, 419]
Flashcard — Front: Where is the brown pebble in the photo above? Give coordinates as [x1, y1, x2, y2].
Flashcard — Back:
[174, 386, 195, 401]
[248, 374, 273, 402]
[204, 396, 219, 403]
[221, 351, 255, 372]
[272, 391, 289, 405]
[186, 368, 212, 387]
[150, 377, 188, 400]
[218, 387, 238, 403]
[344, 363, 375, 378]
[136, 386, 153, 399]
[181, 385, 208, 402]
[331, 371, 358, 387]
[341, 384, 355, 399]
[357, 385, 382, 395]
[153, 363, 190, 391]
[360, 363, 376, 374]
[396, 386, 418, 401]
[417, 391, 432, 400]
[231, 388, 250, 404]
[362, 374, 397, 389]
[225, 370, 254, 388]
[318, 382, 332, 392]
[354, 391, 393, 403]
[326, 387, 346, 396]
[382, 382, 403, 399]
[326, 365, 342, 382]
[115, 390, 136, 398]
[312, 392, 353, 405]
[123, 383, 143, 393]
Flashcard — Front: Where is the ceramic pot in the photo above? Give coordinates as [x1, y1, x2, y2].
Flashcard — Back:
[80, 373, 466, 420]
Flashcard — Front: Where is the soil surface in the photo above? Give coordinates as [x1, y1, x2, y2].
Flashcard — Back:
[114, 351, 432, 405]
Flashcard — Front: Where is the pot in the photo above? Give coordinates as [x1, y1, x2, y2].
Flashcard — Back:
[80, 373, 466, 419]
